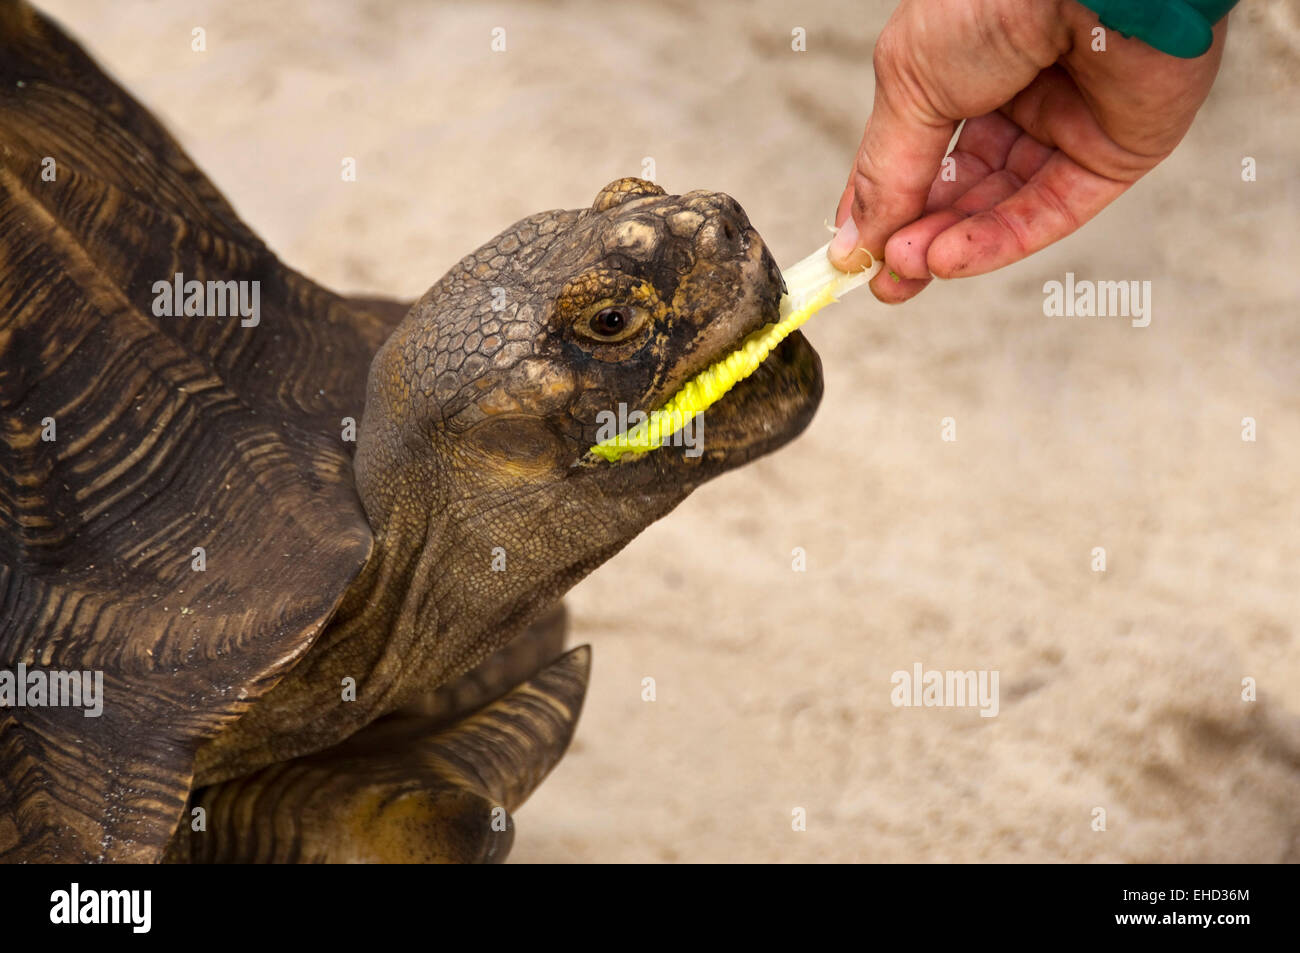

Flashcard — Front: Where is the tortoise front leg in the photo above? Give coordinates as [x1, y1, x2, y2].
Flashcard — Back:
[167, 645, 589, 863]
[402, 601, 569, 726]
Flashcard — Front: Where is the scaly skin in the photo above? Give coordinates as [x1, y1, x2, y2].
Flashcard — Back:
[0, 0, 822, 862]
[194, 178, 825, 786]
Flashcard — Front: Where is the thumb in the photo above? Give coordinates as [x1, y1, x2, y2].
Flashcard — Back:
[829, 84, 954, 273]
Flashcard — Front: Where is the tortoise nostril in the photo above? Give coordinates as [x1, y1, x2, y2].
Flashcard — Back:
[722, 220, 738, 244]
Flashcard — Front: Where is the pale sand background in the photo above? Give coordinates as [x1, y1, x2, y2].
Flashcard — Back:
[37, 0, 1300, 862]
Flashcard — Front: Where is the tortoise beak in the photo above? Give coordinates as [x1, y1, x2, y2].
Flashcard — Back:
[675, 329, 823, 466]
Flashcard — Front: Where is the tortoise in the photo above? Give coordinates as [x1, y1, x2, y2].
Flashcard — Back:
[0, 0, 822, 862]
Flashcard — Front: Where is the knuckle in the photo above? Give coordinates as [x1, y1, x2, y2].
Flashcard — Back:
[850, 170, 877, 219]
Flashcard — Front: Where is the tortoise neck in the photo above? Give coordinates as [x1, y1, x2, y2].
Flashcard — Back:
[198, 438, 657, 781]
[352, 481, 625, 704]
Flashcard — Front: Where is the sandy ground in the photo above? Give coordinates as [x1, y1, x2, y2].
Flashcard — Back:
[37, 0, 1300, 862]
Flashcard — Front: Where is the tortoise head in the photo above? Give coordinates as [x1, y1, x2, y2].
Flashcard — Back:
[354, 177, 821, 606]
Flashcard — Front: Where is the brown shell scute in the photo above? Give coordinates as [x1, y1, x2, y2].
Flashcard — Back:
[0, 1, 388, 861]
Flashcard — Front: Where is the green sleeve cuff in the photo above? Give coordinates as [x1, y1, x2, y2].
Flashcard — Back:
[1076, 0, 1238, 58]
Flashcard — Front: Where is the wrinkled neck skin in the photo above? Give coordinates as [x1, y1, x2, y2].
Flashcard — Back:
[349, 437, 644, 717]
[193, 410, 685, 786]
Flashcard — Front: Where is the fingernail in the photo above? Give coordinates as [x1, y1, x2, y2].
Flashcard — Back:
[828, 215, 860, 265]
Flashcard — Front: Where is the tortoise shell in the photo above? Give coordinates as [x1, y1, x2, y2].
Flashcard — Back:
[0, 0, 400, 861]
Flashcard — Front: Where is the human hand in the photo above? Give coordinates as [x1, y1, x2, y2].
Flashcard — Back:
[829, 0, 1227, 303]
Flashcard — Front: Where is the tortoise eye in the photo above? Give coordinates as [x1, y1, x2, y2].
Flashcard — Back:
[574, 299, 644, 348]
[590, 307, 629, 337]
[577, 303, 646, 344]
